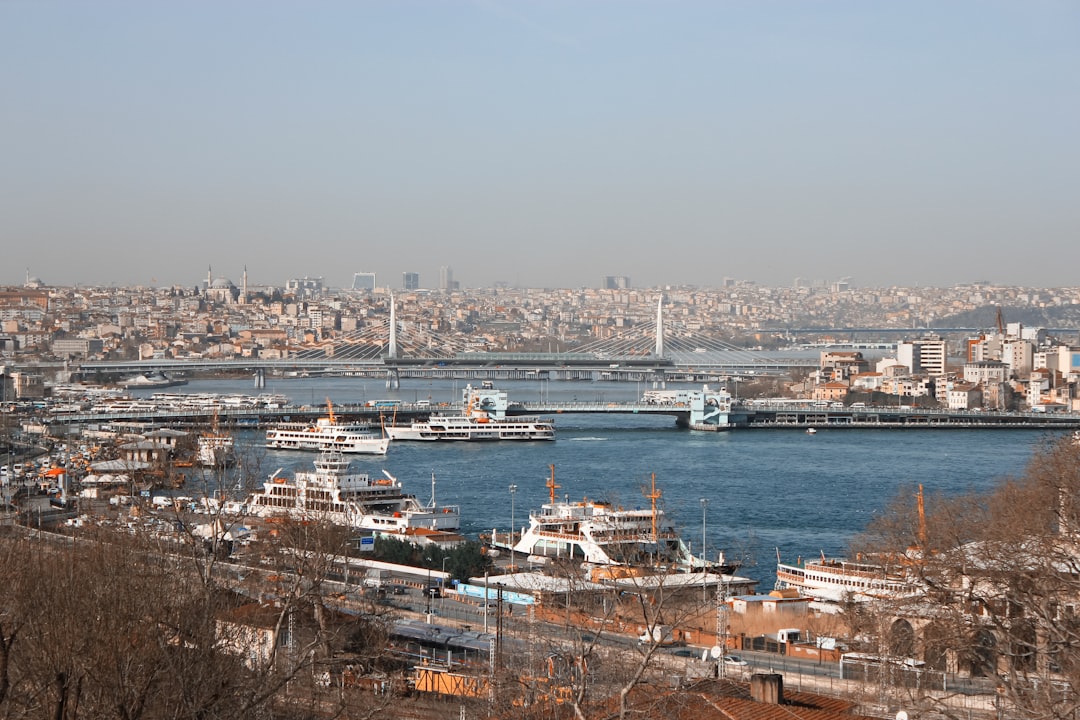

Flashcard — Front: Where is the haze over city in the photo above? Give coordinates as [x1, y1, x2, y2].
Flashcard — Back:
[3, 1, 1078, 290]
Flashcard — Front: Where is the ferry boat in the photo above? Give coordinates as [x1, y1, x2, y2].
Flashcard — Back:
[775, 485, 928, 603]
[385, 384, 554, 442]
[245, 452, 461, 538]
[507, 465, 738, 574]
[265, 401, 390, 455]
[197, 433, 235, 467]
[198, 412, 236, 467]
[774, 554, 920, 603]
[121, 371, 188, 389]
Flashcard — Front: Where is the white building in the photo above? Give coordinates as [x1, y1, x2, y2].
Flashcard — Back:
[947, 383, 982, 410]
[897, 336, 947, 377]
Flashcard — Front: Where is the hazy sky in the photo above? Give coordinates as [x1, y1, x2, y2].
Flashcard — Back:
[3, 1, 1078, 290]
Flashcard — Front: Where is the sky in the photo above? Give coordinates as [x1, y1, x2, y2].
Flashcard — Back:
[2, 1, 1078, 291]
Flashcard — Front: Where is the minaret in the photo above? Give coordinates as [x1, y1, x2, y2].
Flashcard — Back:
[241, 266, 248, 304]
[654, 294, 665, 358]
[206, 265, 212, 292]
[388, 292, 398, 359]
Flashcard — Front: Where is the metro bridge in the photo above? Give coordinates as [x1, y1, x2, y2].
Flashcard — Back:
[71, 298, 817, 382]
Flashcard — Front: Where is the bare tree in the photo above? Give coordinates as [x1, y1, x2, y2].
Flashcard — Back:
[852, 433, 1080, 719]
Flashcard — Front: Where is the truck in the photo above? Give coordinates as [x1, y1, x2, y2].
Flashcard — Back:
[775, 628, 801, 644]
[363, 568, 391, 589]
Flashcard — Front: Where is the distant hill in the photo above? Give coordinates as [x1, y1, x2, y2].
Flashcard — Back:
[936, 305, 1080, 334]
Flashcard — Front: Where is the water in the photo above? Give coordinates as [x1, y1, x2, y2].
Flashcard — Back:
[148, 376, 1052, 587]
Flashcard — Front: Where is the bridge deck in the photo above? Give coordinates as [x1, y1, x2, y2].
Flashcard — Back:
[43, 401, 1080, 430]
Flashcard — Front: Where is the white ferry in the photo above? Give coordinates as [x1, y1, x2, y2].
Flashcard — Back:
[246, 452, 461, 538]
[120, 372, 188, 389]
[265, 402, 390, 455]
[507, 465, 738, 574]
[385, 384, 554, 442]
[775, 555, 920, 604]
[775, 486, 928, 603]
[197, 433, 235, 467]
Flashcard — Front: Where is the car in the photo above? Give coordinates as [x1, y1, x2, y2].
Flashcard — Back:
[722, 655, 748, 666]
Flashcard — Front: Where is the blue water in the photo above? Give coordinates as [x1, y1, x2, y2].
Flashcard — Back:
[153, 377, 1052, 587]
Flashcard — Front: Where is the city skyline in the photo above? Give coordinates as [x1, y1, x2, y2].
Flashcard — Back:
[2, 2, 1078, 289]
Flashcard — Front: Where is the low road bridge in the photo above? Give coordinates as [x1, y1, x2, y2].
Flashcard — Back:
[42, 401, 1080, 432]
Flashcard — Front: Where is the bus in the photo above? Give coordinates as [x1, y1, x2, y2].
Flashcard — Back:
[840, 653, 941, 690]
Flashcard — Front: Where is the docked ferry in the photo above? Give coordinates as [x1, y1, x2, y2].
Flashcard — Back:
[246, 452, 461, 539]
[774, 555, 921, 603]
[506, 465, 738, 574]
[265, 402, 390, 455]
[775, 486, 928, 603]
[197, 433, 235, 467]
[385, 384, 554, 442]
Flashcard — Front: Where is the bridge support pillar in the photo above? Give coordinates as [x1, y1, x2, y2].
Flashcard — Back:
[385, 368, 400, 390]
[253, 368, 265, 389]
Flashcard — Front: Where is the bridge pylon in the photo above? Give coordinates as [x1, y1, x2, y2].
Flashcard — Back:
[387, 292, 398, 360]
[385, 368, 399, 390]
[654, 294, 665, 359]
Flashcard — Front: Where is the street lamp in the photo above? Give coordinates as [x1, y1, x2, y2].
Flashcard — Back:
[425, 557, 432, 621]
[509, 484, 518, 570]
[700, 498, 708, 602]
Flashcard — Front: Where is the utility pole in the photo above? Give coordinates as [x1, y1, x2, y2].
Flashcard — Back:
[509, 483, 517, 570]
[700, 498, 708, 602]
[716, 576, 729, 678]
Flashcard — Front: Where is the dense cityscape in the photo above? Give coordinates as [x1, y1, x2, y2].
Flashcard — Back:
[4, 273, 1080, 412]
[2, 276, 1080, 720]
[6, 0, 1077, 716]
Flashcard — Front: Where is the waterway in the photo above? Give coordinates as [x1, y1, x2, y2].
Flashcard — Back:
[137, 376, 1055, 588]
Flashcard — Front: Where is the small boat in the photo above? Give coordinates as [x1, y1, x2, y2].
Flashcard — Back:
[806, 427, 817, 435]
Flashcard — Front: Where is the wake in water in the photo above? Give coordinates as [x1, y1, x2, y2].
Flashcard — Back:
[570, 436, 609, 442]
